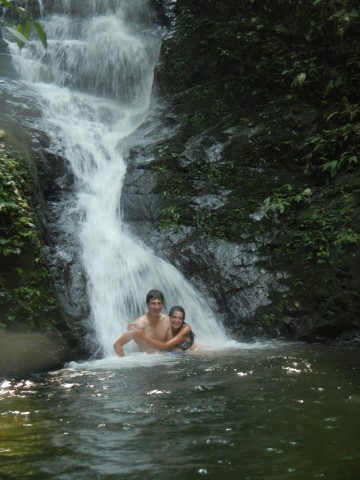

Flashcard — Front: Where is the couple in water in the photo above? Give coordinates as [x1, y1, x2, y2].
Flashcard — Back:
[113, 289, 195, 357]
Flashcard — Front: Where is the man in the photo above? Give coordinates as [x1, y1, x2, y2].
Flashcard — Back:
[113, 289, 171, 357]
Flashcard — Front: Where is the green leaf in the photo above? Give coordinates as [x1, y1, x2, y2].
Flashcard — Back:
[4, 26, 28, 48]
[0, 0, 14, 8]
[14, 18, 31, 48]
[15, 6, 26, 15]
[18, 18, 31, 40]
[291, 72, 306, 88]
[348, 155, 358, 165]
[321, 160, 339, 177]
[325, 111, 339, 122]
[0, 237, 11, 245]
[34, 22, 48, 49]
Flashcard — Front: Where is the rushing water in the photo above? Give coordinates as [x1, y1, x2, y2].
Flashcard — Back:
[1, 4, 360, 479]
[5, 0, 229, 356]
[1, 343, 359, 479]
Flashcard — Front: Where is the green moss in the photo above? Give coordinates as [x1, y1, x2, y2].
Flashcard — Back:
[0, 145, 70, 334]
[0, 150, 37, 257]
[159, 205, 181, 231]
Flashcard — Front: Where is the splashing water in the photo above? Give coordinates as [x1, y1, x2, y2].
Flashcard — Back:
[7, 0, 231, 356]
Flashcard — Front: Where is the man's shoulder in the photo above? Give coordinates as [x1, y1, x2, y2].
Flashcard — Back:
[132, 314, 148, 328]
[159, 314, 171, 332]
[159, 314, 170, 329]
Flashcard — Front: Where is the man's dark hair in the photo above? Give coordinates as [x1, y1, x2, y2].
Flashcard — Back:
[146, 289, 165, 304]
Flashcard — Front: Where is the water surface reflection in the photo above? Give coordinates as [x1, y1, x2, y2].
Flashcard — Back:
[1, 342, 359, 479]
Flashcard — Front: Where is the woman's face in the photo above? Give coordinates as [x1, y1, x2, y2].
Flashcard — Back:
[170, 310, 184, 329]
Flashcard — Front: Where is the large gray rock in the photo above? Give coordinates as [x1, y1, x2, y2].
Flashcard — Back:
[0, 332, 69, 376]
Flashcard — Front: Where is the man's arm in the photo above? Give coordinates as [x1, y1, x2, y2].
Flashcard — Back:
[130, 325, 191, 351]
[113, 331, 133, 357]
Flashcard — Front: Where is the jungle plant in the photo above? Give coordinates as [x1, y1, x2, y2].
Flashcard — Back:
[159, 206, 181, 232]
[0, 0, 47, 49]
[263, 185, 312, 215]
[151, 164, 172, 179]
[287, 208, 359, 264]
[305, 123, 359, 179]
[194, 211, 226, 239]
[0, 151, 37, 257]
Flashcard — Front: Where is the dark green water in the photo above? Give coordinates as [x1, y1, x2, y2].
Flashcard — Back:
[1, 342, 359, 479]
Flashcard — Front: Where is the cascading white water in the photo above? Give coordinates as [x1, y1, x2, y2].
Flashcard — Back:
[8, 0, 231, 356]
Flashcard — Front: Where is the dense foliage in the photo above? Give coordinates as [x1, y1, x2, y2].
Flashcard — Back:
[0, 139, 70, 334]
[154, 0, 360, 335]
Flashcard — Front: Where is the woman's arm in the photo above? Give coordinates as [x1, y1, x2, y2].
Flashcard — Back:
[130, 324, 191, 351]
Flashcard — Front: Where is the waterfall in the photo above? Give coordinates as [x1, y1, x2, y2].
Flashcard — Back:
[7, 0, 230, 356]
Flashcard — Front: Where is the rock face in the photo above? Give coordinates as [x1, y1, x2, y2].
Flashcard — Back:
[122, 0, 360, 342]
[121, 122, 290, 340]
[0, 87, 86, 369]
[0, 332, 69, 377]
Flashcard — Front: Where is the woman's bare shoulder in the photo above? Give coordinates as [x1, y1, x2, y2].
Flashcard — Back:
[181, 323, 191, 333]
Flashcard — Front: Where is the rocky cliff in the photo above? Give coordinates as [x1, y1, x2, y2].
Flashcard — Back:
[122, 0, 360, 342]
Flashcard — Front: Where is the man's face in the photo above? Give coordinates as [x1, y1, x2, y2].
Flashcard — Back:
[147, 298, 163, 314]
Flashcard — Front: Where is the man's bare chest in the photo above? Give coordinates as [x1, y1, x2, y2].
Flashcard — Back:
[144, 321, 168, 340]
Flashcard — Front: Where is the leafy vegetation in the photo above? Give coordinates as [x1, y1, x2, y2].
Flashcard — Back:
[155, 0, 360, 334]
[0, 142, 68, 332]
[159, 206, 181, 231]
[161, 0, 360, 234]
[0, 149, 37, 257]
[0, 0, 47, 49]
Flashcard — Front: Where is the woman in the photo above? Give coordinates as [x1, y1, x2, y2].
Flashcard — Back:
[130, 306, 195, 352]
